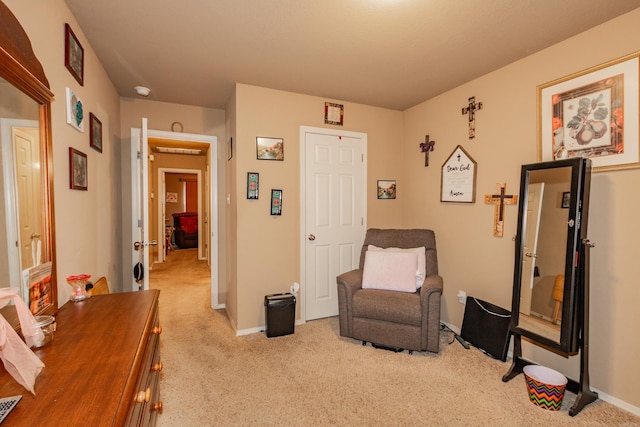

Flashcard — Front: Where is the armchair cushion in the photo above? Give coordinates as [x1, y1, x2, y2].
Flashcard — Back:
[362, 250, 418, 293]
[368, 245, 426, 289]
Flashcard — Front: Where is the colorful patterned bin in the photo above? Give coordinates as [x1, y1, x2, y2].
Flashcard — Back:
[523, 365, 567, 411]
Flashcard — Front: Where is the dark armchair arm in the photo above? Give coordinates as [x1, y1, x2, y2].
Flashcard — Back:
[336, 269, 363, 337]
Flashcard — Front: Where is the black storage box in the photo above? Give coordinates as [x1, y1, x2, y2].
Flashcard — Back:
[264, 293, 296, 337]
[460, 297, 511, 361]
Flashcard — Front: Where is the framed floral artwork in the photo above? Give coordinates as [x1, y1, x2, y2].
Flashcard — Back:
[538, 52, 639, 171]
[247, 172, 259, 199]
[257, 137, 284, 160]
[377, 180, 396, 199]
[270, 189, 282, 215]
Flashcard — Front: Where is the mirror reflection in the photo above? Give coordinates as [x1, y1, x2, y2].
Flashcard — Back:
[0, 76, 45, 305]
[516, 166, 572, 343]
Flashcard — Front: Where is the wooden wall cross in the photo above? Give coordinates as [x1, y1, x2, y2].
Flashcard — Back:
[484, 183, 518, 237]
[461, 96, 483, 139]
[419, 134, 435, 166]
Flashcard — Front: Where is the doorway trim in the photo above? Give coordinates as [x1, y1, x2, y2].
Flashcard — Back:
[299, 125, 367, 323]
[157, 168, 203, 263]
[130, 127, 221, 309]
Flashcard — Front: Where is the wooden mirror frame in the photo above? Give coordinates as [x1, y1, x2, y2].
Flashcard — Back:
[0, 1, 58, 322]
[508, 157, 591, 355]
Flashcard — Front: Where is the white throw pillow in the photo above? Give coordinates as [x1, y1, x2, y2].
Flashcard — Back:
[361, 250, 418, 293]
[368, 245, 426, 289]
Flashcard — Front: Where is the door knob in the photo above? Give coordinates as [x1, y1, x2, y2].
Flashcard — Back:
[134, 240, 158, 251]
[525, 252, 536, 258]
[308, 234, 316, 241]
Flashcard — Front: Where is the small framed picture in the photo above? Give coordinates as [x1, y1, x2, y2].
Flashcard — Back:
[89, 113, 102, 153]
[561, 191, 571, 208]
[166, 192, 178, 203]
[69, 147, 87, 191]
[271, 189, 283, 215]
[257, 137, 284, 160]
[377, 180, 396, 199]
[325, 102, 344, 126]
[64, 23, 84, 86]
[247, 172, 259, 199]
[66, 87, 84, 132]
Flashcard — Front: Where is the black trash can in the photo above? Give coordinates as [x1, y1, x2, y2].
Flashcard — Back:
[264, 293, 296, 337]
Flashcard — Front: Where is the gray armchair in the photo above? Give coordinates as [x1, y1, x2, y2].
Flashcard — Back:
[336, 229, 443, 353]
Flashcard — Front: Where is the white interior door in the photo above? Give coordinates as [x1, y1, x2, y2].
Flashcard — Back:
[1, 119, 39, 289]
[130, 118, 152, 290]
[520, 182, 544, 315]
[301, 126, 366, 321]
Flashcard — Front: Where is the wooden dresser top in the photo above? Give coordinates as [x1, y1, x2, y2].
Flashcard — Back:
[0, 290, 160, 427]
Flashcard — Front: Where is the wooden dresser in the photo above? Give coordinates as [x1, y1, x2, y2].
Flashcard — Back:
[0, 290, 162, 426]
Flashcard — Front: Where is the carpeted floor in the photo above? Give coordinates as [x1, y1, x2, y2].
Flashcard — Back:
[150, 249, 640, 426]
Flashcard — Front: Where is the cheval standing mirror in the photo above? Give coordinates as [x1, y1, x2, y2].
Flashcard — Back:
[502, 157, 597, 416]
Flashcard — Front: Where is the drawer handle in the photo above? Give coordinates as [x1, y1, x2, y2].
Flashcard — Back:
[152, 401, 163, 413]
[152, 325, 163, 334]
[135, 388, 151, 403]
[152, 362, 163, 372]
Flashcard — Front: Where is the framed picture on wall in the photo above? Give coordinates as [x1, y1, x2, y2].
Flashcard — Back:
[247, 172, 259, 199]
[64, 23, 84, 86]
[377, 180, 396, 199]
[270, 189, 283, 215]
[69, 147, 87, 191]
[257, 137, 284, 160]
[538, 52, 640, 171]
[66, 87, 84, 132]
[89, 113, 102, 153]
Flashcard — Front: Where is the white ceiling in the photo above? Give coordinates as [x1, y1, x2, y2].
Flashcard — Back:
[65, 0, 640, 111]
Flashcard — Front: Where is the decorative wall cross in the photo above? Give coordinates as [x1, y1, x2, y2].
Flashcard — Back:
[484, 183, 518, 237]
[461, 96, 483, 139]
[419, 134, 436, 167]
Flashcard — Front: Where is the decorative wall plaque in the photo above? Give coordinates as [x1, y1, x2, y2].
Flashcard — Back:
[441, 145, 477, 203]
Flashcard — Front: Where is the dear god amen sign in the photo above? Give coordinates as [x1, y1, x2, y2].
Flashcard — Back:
[441, 145, 477, 203]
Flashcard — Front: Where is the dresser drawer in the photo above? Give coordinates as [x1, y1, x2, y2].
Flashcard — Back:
[128, 300, 162, 426]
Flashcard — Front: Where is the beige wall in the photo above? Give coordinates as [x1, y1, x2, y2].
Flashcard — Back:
[6, 0, 123, 298]
[231, 84, 404, 331]
[402, 9, 640, 409]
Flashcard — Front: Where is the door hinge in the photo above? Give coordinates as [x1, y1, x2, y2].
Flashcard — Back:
[137, 151, 142, 159]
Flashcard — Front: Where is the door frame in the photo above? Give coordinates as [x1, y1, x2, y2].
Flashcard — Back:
[157, 168, 203, 263]
[299, 125, 367, 323]
[130, 127, 221, 309]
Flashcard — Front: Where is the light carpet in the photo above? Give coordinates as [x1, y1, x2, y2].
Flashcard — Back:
[150, 249, 640, 426]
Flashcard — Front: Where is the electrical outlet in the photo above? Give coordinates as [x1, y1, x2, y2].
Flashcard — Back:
[457, 290, 467, 304]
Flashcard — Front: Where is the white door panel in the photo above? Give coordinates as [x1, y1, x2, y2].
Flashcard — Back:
[302, 127, 366, 320]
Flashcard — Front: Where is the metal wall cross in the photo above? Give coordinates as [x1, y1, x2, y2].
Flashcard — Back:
[484, 183, 518, 237]
[461, 96, 483, 139]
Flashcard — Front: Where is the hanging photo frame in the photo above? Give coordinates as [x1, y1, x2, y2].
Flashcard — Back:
[539, 52, 640, 171]
[64, 23, 84, 86]
[270, 189, 283, 215]
[247, 172, 259, 199]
